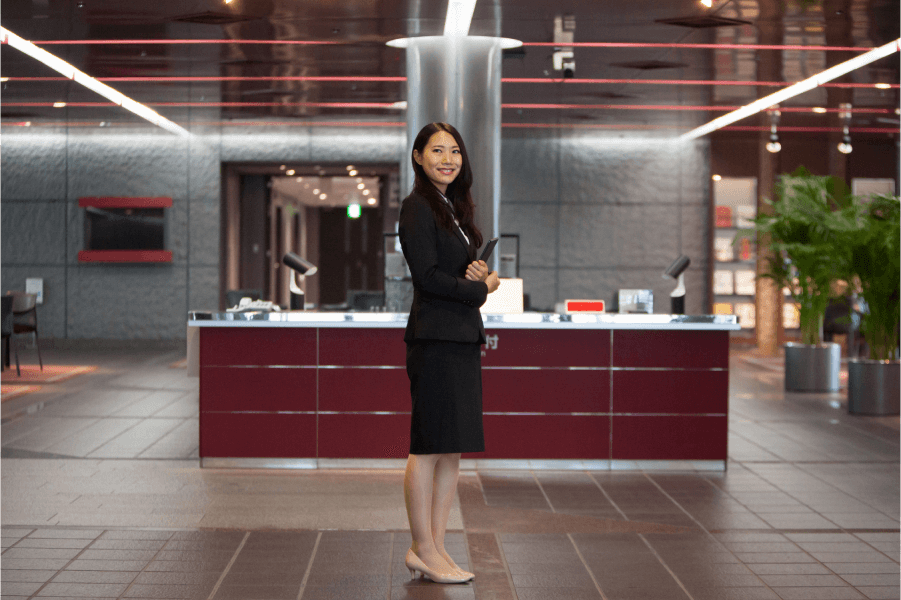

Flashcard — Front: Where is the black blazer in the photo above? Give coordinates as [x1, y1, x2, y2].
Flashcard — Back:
[399, 191, 488, 344]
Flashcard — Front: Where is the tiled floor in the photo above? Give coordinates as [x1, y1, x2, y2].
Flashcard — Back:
[1, 342, 898, 600]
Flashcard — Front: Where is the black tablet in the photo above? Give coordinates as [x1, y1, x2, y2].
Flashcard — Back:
[479, 237, 499, 262]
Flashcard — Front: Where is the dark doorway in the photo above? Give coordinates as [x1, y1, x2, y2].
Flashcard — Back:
[317, 205, 384, 307]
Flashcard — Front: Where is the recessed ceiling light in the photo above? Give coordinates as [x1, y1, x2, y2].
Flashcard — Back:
[0, 77, 8, 82]
[812, 107, 827, 113]
[346, 165, 355, 171]
[356, 177, 363, 183]
[280, 165, 286, 170]
[357, 183, 365, 190]
[286, 169, 295, 176]
[700, 0, 713, 7]
[874, 83, 891, 89]
[712, 174, 722, 181]
[362, 190, 370, 195]
[313, 189, 320, 194]
[53, 101, 66, 107]
[23, 121, 31, 127]
[296, 177, 303, 182]
[348, 170, 358, 176]
[319, 193, 327, 200]
[367, 198, 377, 205]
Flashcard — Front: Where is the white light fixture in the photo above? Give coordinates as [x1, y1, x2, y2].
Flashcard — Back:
[367, 198, 377, 205]
[286, 169, 295, 176]
[357, 183, 365, 190]
[346, 165, 354, 171]
[812, 107, 827, 113]
[712, 174, 722, 181]
[280, 165, 286, 170]
[700, 0, 713, 7]
[0, 77, 9, 82]
[319, 193, 327, 200]
[348, 170, 358, 176]
[874, 83, 891, 89]
[837, 102, 853, 154]
[444, 0, 478, 36]
[362, 189, 370, 195]
[0, 26, 190, 137]
[765, 107, 781, 153]
[313, 189, 320, 194]
[347, 203, 362, 219]
[680, 38, 900, 141]
[53, 101, 67, 108]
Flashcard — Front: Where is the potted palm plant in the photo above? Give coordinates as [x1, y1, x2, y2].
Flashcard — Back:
[742, 167, 852, 392]
[844, 194, 900, 414]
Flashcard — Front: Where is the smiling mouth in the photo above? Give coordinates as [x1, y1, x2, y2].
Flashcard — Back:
[438, 169, 455, 174]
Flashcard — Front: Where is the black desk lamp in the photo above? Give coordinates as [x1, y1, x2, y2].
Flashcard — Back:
[283, 252, 318, 310]
[663, 255, 690, 315]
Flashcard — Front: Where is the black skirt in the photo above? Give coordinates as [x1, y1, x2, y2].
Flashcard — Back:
[406, 340, 485, 454]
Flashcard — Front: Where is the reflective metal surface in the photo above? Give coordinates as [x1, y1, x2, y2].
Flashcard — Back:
[848, 359, 900, 415]
[189, 310, 739, 330]
[784, 342, 842, 392]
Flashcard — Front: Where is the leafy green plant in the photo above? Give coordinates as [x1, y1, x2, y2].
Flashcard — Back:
[739, 167, 854, 345]
[845, 194, 900, 361]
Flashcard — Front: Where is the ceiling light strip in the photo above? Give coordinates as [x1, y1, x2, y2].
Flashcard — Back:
[30, 39, 870, 52]
[0, 26, 190, 137]
[680, 38, 900, 140]
[7, 76, 894, 90]
[444, 0, 478, 36]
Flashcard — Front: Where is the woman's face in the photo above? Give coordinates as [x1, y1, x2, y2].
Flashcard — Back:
[413, 130, 462, 195]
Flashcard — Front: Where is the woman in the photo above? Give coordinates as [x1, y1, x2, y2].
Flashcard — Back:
[398, 122, 500, 584]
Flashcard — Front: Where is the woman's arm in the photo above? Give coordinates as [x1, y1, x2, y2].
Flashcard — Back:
[399, 196, 488, 306]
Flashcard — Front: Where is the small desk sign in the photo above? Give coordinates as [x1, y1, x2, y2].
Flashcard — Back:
[26, 278, 44, 305]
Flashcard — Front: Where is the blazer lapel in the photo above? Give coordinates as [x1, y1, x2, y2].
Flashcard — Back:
[438, 201, 472, 256]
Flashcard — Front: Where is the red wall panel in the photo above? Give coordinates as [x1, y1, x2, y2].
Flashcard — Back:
[481, 329, 610, 368]
[200, 367, 316, 412]
[319, 328, 406, 366]
[318, 368, 409, 412]
[482, 368, 609, 413]
[318, 413, 409, 458]
[611, 370, 728, 415]
[201, 328, 317, 366]
[201, 413, 316, 458]
[468, 415, 610, 459]
[611, 415, 727, 460]
[612, 330, 728, 369]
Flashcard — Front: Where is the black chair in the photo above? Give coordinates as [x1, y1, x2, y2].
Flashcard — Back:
[8, 291, 43, 376]
[1, 295, 12, 371]
[226, 289, 263, 308]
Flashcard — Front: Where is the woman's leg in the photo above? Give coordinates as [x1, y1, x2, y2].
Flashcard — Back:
[404, 453, 456, 574]
[431, 453, 470, 574]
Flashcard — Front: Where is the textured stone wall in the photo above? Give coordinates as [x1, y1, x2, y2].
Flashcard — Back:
[1, 124, 708, 339]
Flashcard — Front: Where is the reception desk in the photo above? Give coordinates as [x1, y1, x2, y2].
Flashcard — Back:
[189, 312, 739, 469]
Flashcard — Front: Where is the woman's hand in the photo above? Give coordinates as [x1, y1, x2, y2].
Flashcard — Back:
[465, 260, 489, 282]
[485, 271, 500, 294]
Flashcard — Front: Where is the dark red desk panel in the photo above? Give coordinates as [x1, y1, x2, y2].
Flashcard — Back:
[201, 412, 316, 458]
[610, 370, 728, 415]
[612, 330, 728, 369]
[482, 368, 609, 413]
[470, 414, 610, 459]
[201, 367, 316, 413]
[611, 415, 728, 460]
[202, 327, 317, 366]
[318, 413, 409, 458]
[318, 367, 410, 412]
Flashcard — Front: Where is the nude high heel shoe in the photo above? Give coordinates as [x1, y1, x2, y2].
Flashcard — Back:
[405, 549, 470, 584]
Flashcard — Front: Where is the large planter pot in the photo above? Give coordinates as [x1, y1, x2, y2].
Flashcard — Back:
[784, 342, 841, 392]
[848, 359, 900, 415]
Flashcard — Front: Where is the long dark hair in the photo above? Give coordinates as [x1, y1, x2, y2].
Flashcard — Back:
[411, 122, 484, 249]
